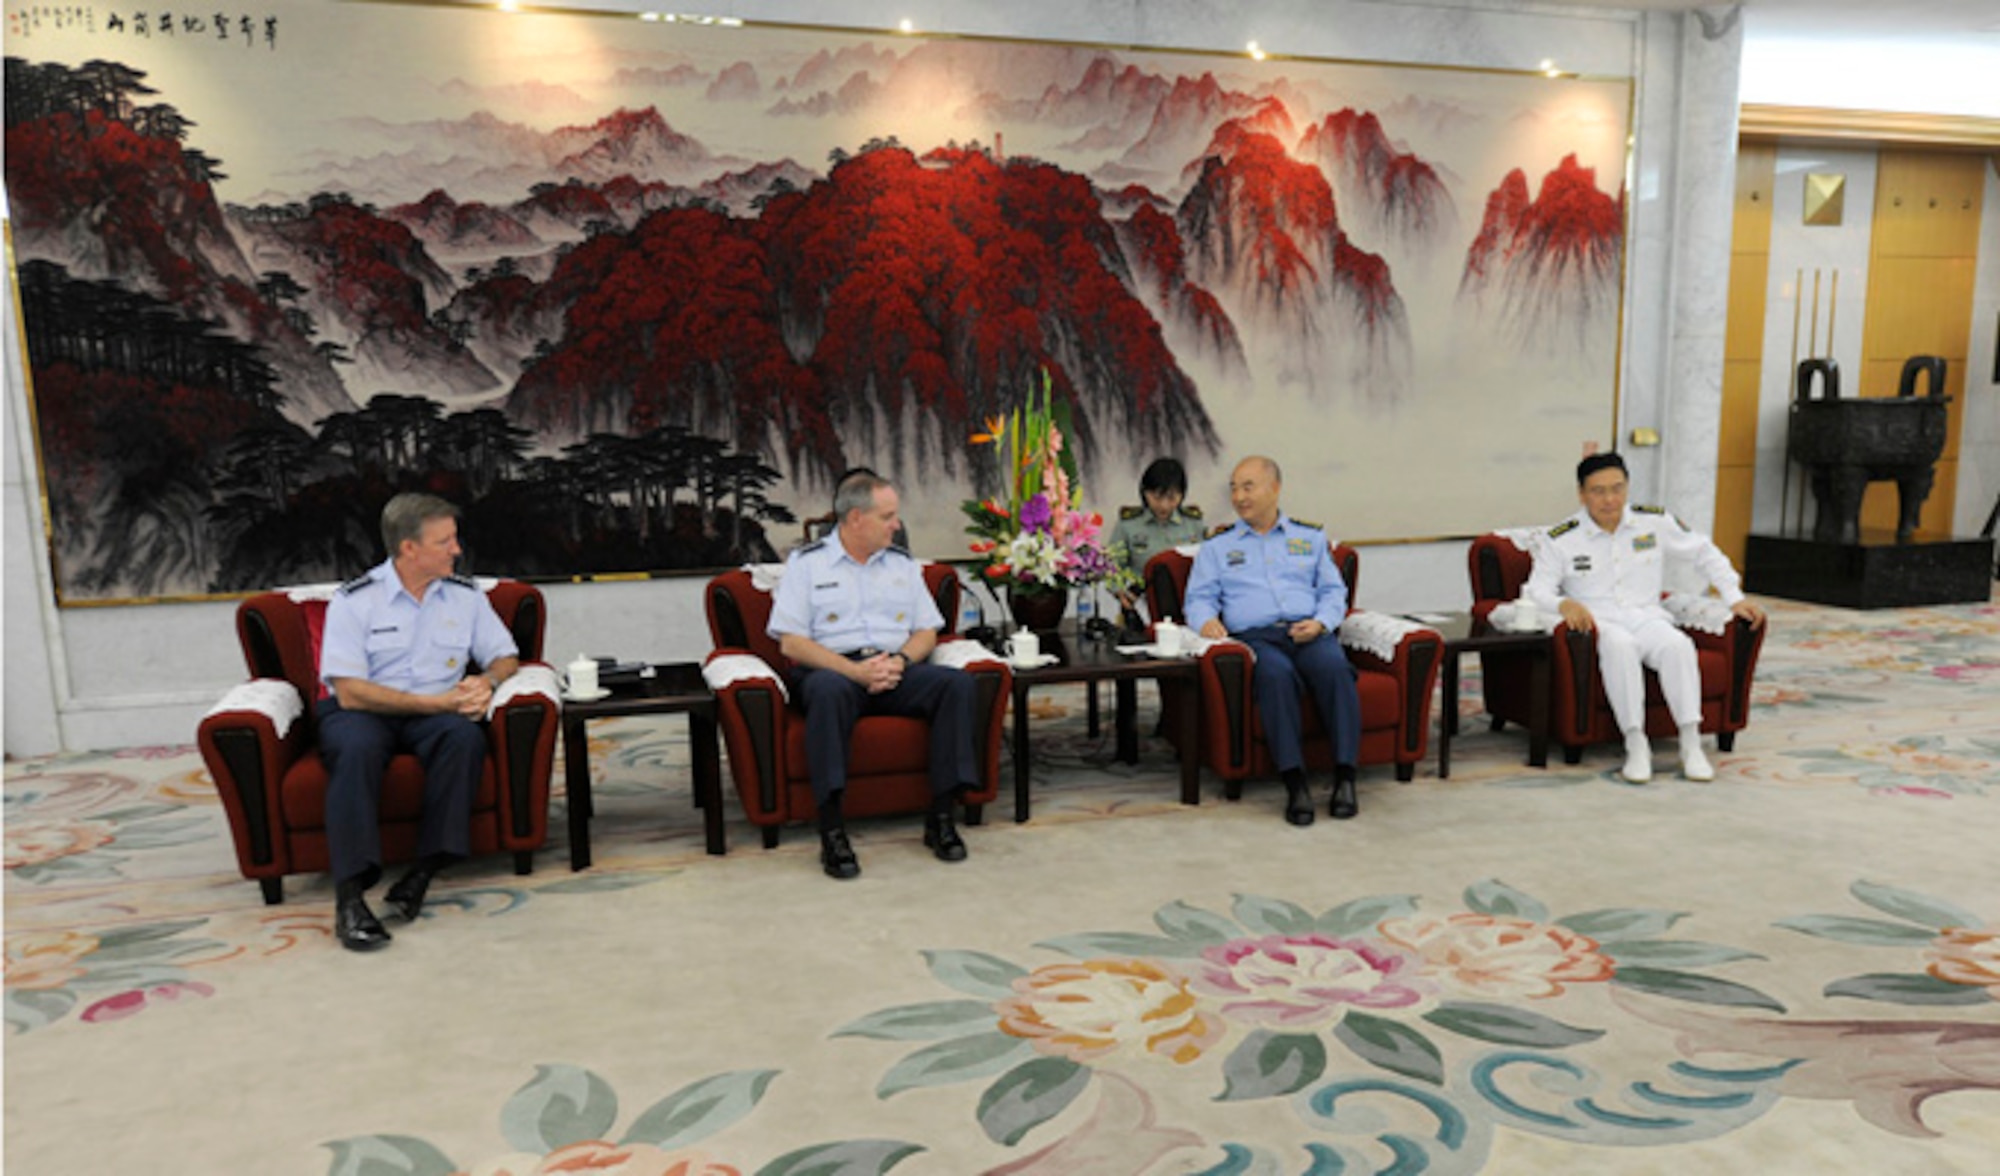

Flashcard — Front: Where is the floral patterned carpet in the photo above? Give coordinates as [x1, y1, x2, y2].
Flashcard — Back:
[6, 593, 2000, 1175]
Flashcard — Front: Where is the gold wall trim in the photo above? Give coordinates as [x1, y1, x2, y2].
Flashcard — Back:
[1740, 105, 2000, 150]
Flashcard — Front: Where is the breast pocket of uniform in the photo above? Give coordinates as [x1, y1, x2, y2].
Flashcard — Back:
[364, 627, 411, 659]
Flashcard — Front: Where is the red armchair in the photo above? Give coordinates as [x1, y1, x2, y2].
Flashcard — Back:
[196, 581, 559, 904]
[1465, 532, 1766, 761]
[702, 564, 1010, 848]
[1143, 543, 1442, 792]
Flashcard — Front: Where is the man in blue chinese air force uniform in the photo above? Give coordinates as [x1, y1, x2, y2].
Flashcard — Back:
[1525, 453, 1766, 785]
[1184, 456, 1363, 827]
[767, 471, 978, 880]
[318, 493, 519, 952]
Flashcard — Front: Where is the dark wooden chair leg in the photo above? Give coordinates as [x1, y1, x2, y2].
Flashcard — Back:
[964, 803, 984, 826]
[1396, 762, 1414, 782]
[259, 877, 283, 906]
[513, 850, 532, 876]
[1719, 732, 1735, 752]
[762, 825, 780, 849]
[1490, 717, 1506, 732]
[1564, 744, 1583, 765]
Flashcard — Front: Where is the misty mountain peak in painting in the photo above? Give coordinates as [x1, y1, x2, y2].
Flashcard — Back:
[1459, 152, 1624, 356]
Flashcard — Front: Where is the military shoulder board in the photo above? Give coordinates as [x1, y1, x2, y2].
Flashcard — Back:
[445, 572, 478, 588]
[1119, 504, 1145, 520]
[1182, 504, 1203, 520]
[1206, 521, 1235, 539]
[1290, 518, 1322, 531]
[1632, 504, 1665, 515]
[338, 572, 375, 594]
[1548, 519, 1580, 538]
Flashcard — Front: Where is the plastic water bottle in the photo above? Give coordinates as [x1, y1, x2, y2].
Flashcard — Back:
[1076, 595, 1094, 626]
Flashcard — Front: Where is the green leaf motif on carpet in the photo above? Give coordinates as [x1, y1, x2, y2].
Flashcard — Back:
[833, 1000, 1001, 1041]
[1557, 907, 1689, 941]
[921, 949, 1026, 998]
[1823, 972, 1995, 1006]
[1848, 879, 1980, 931]
[1231, 893, 1319, 935]
[622, 1068, 779, 1148]
[1610, 967, 1787, 1012]
[1773, 915, 1941, 946]
[1335, 1011, 1445, 1085]
[1153, 899, 1240, 944]
[1423, 1001, 1605, 1049]
[1216, 1029, 1327, 1100]
[322, 1134, 457, 1176]
[976, 1057, 1090, 1145]
[1600, 940, 1767, 968]
[503, 1063, 619, 1152]
[757, 1139, 925, 1176]
[878, 1032, 1035, 1098]
[1463, 878, 1550, 923]
[1312, 893, 1420, 936]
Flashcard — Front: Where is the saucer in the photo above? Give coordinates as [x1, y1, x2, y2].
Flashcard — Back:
[1010, 653, 1059, 670]
[562, 686, 612, 702]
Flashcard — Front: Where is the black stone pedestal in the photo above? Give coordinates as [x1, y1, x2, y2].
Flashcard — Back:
[1745, 530, 1995, 609]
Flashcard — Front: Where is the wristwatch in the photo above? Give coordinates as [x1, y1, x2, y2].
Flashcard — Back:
[891, 650, 912, 667]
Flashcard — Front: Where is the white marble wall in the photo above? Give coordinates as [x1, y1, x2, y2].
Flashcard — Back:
[5, 0, 1733, 753]
[1957, 161, 2000, 541]
[1750, 147, 1881, 536]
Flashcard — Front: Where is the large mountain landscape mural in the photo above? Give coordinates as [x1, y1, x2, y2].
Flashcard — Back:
[2, 0, 1630, 602]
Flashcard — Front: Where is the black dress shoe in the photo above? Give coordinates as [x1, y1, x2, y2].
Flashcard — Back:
[924, 814, 968, 862]
[384, 867, 434, 922]
[820, 829, 861, 879]
[1284, 784, 1316, 827]
[1330, 776, 1359, 820]
[335, 892, 392, 952]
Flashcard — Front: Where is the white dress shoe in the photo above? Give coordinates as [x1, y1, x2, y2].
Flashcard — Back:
[1620, 744, 1653, 784]
[1682, 744, 1715, 783]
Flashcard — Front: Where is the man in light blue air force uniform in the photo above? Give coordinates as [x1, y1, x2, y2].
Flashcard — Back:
[767, 470, 978, 880]
[318, 493, 519, 952]
[1184, 456, 1362, 827]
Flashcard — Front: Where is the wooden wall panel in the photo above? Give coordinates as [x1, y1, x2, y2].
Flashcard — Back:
[1716, 143, 1776, 566]
[1856, 150, 1985, 538]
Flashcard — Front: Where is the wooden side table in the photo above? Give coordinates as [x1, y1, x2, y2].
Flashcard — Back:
[1421, 613, 1551, 778]
[559, 662, 724, 869]
[1008, 627, 1201, 821]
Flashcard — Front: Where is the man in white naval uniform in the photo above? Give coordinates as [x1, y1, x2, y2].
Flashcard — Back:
[1524, 453, 1766, 784]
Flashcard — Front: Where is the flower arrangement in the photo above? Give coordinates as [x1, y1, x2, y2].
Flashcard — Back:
[961, 372, 1132, 601]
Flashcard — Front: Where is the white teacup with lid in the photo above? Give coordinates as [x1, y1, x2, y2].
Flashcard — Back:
[1153, 618, 1185, 656]
[562, 654, 600, 698]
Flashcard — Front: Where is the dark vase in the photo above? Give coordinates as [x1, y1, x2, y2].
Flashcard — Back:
[1009, 585, 1070, 633]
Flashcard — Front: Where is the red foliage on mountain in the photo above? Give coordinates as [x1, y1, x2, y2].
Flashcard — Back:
[516, 183, 617, 224]
[1463, 168, 1533, 286]
[1300, 108, 1452, 238]
[1116, 204, 1244, 362]
[4, 111, 228, 299]
[32, 362, 258, 504]
[386, 189, 537, 247]
[262, 200, 442, 336]
[547, 106, 709, 174]
[508, 145, 1215, 481]
[1462, 154, 1622, 291]
[1178, 128, 1339, 304]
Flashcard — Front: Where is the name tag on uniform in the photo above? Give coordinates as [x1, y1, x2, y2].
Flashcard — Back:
[1286, 538, 1312, 556]
[370, 626, 400, 635]
[1131, 537, 1150, 550]
[1633, 533, 1656, 552]
[815, 580, 841, 589]
[1227, 550, 1248, 566]
[1573, 555, 1592, 572]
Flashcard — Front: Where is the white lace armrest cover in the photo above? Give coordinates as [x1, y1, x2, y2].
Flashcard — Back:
[204, 679, 304, 739]
[703, 653, 789, 700]
[927, 639, 1007, 672]
[1493, 527, 1542, 552]
[1663, 593, 1734, 636]
[744, 563, 787, 593]
[489, 664, 561, 718]
[1338, 611, 1436, 662]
